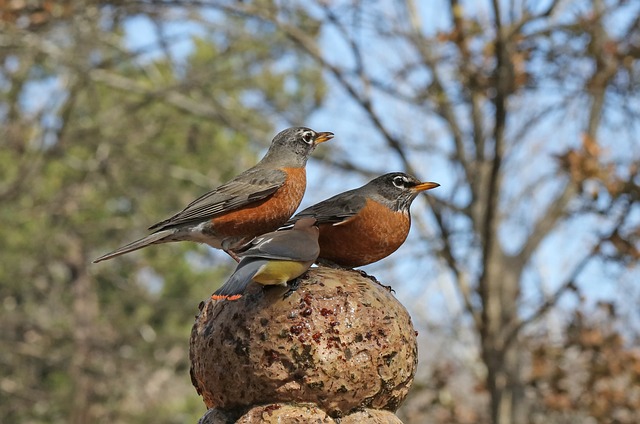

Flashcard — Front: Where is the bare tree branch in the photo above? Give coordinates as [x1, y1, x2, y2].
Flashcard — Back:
[505, 196, 636, 349]
[515, 180, 577, 267]
[426, 198, 483, 330]
[402, 28, 472, 182]
[478, 0, 509, 305]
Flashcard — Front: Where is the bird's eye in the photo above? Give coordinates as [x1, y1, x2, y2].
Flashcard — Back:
[302, 131, 314, 144]
[392, 176, 406, 188]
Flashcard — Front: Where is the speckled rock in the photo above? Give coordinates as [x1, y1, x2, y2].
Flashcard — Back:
[340, 408, 404, 423]
[236, 403, 332, 423]
[190, 266, 417, 419]
[197, 404, 404, 423]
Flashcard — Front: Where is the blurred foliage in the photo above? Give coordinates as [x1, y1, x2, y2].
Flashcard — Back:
[0, 1, 324, 423]
[528, 304, 640, 424]
[400, 303, 640, 424]
[2, 1, 640, 423]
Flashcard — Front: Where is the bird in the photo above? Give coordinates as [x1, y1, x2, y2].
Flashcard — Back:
[285, 172, 439, 268]
[93, 127, 333, 263]
[211, 217, 320, 300]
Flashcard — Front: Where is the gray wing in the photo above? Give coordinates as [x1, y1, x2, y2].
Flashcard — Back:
[242, 230, 319, 262]
[212, 258, 264, 299]
[285, 189, 366, 226]
[149, 167, 286, 231]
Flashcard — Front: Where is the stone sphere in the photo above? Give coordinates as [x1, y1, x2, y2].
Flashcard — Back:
[235, 403, 331, 423]
[190, 266, 418, 419]
[198, 404, 404, 424]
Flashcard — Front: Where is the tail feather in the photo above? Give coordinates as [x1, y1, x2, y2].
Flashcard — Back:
[211, 260, 263, 300]
[93, 230, 174, 263]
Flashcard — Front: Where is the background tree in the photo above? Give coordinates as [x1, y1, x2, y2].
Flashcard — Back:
[1, 1, 639, 424]
[209, 1, 640, 423]
[0, 2, 324, 423]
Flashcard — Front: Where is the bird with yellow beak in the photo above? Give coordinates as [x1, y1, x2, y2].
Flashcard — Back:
[285, 172, 440, 268]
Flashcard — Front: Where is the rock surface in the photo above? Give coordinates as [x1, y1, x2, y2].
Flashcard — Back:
[198, 404, 404, 424]
[190, 266, 417, 421]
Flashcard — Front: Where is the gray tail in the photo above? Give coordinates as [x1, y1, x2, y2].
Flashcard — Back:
[93, 230, 174, 263]
[211, 260, 263, 300]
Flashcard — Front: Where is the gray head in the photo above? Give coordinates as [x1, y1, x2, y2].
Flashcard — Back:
[261, 127, 334, 167]
[292, 216, 320, 235]
[365, 172, 440, 212]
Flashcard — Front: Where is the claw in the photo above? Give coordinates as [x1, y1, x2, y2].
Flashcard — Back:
[283, 278, 302, 299]
[356, 269, 394, 293]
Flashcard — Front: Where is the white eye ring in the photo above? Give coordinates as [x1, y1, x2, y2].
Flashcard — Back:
[393, 176, 406, 187]
[302, 131, 314, 144]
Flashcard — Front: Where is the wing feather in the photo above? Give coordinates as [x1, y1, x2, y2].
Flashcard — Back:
[285, 190, 366, 226]
[241, 231, 319, 262]
[149, 168, 286, 231]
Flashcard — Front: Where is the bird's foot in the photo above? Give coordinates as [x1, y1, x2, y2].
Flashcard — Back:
[355, 269, 394, 293]
[283, 278, 302, 299]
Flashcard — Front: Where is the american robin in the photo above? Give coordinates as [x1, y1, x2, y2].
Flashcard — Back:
[93, 127, 333, 263]
[285, 172, 439, 268]
[211, 217, 320, 300]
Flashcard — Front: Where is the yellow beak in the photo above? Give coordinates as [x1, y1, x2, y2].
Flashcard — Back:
[314, 132, 334, 144]
[413, 181, 440, 192]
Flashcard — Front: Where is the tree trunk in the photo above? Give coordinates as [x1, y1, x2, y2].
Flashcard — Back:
[67, 238, 99, 424]
[481, 251, 524, 424]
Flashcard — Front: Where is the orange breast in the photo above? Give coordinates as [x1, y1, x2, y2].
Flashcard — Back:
[211, 167, 306, 241]
[317, 199, 411, 267]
